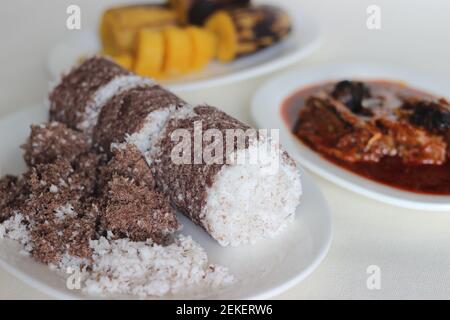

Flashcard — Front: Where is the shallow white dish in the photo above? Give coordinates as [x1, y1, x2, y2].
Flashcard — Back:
[0, 105, 331, 299]
[251, 62, 450, 212]
[47, 5, 320, 92]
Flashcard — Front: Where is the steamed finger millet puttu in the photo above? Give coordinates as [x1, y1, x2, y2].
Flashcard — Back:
[0, 175, 25, 223]
[96, 146, 181, 244]
[0, 56, 235, 296]
[152, 105, 302, 246]
[21, 122, 90, 166]
[93, 85, 186, 156]
[2, 120, 182, 263]
[10, 158, 99, 264]
[99, 174, 180, 243]
[0, 54, 308, 296]
[49, 56, 153, 134]
[98, 145, 156, 190]
[48, 57, 302, 247]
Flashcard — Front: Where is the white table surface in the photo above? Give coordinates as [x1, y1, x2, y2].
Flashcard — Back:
[1, 0, 450, 299]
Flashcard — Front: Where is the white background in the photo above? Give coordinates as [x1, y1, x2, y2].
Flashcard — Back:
[1, 0, 450, 299]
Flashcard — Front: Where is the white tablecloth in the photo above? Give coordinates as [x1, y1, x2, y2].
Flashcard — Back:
[1, 0, 450, 299]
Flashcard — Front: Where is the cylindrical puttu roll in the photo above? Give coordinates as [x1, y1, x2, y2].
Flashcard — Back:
[93, 84, 187, 156]
[48, 57, 302, 247]
[151, 105, 302, 246]
[49, 56, 154, 135]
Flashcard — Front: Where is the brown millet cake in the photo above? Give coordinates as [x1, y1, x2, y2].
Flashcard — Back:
[5, 142, 180, 250]
[98, 142, 180, 244]
[152, 105, 302, 246]
[1, 58, 235, 297]
[98, 145, 156, 190]
[47, 57, 302, 247]
[0, 121, 229, 297]
[1, 56, 305, 296]
[10, 158, 99, 264]
[49, 56, 129, 128]
[49, 56, 153, 134]
[22, 121, 90, 166]
[93, 85, 186, 155]
[0, 175, 25, 223]
[100, 174, 180, 243]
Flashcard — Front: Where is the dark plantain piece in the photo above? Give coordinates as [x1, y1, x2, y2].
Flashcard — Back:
[401, 99, 450, 134]
[205, 4, 292, 62]
[169, 0, 250, 25]
[331, 80, 374, 116]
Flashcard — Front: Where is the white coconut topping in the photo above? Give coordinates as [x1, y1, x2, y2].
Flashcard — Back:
[55, 252, 90, 274]
[54, 203, 77, 221]
[202, 139, 302, 247]
[143, 105, 196, 163]
[0, 212, 233, 298]
[114, 105, 195, 164]
[79, 75, 155, 132]
[0, 212, 32, 254]
[119, 105, 178, 159]
[49, 184, 59, 193]
[83, 234, 234, 298]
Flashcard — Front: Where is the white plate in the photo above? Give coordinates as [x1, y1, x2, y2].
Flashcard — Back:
[0, 105, 331, 299]
[47, 4, 320, 92]
[251, 62, 450, 212]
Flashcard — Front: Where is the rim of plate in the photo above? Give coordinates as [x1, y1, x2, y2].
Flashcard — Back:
[251, 62, 450, 212]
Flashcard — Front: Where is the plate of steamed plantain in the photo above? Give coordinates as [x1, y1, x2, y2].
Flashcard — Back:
[48, 0, 321, 91]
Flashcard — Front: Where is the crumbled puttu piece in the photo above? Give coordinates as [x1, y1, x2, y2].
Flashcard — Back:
[100, 175, 179, 243]
[49, 56, 131, 131]
[19, 159, 99, 264]
[92, 85, 185, 155]
[74, 152, 106, 196]
[30, 203, 98, 265]
[0, 175, 26, 222]
[23, 158, 92, 205]
[22, 122, 90, 166]
[98, 145, 155, 190]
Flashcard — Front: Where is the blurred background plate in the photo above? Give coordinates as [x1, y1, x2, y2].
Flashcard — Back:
[47, 5, 320, 92]
[251, 62, 450, 211]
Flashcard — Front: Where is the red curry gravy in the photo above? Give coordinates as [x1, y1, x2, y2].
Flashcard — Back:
[282, 80, 450, 195]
